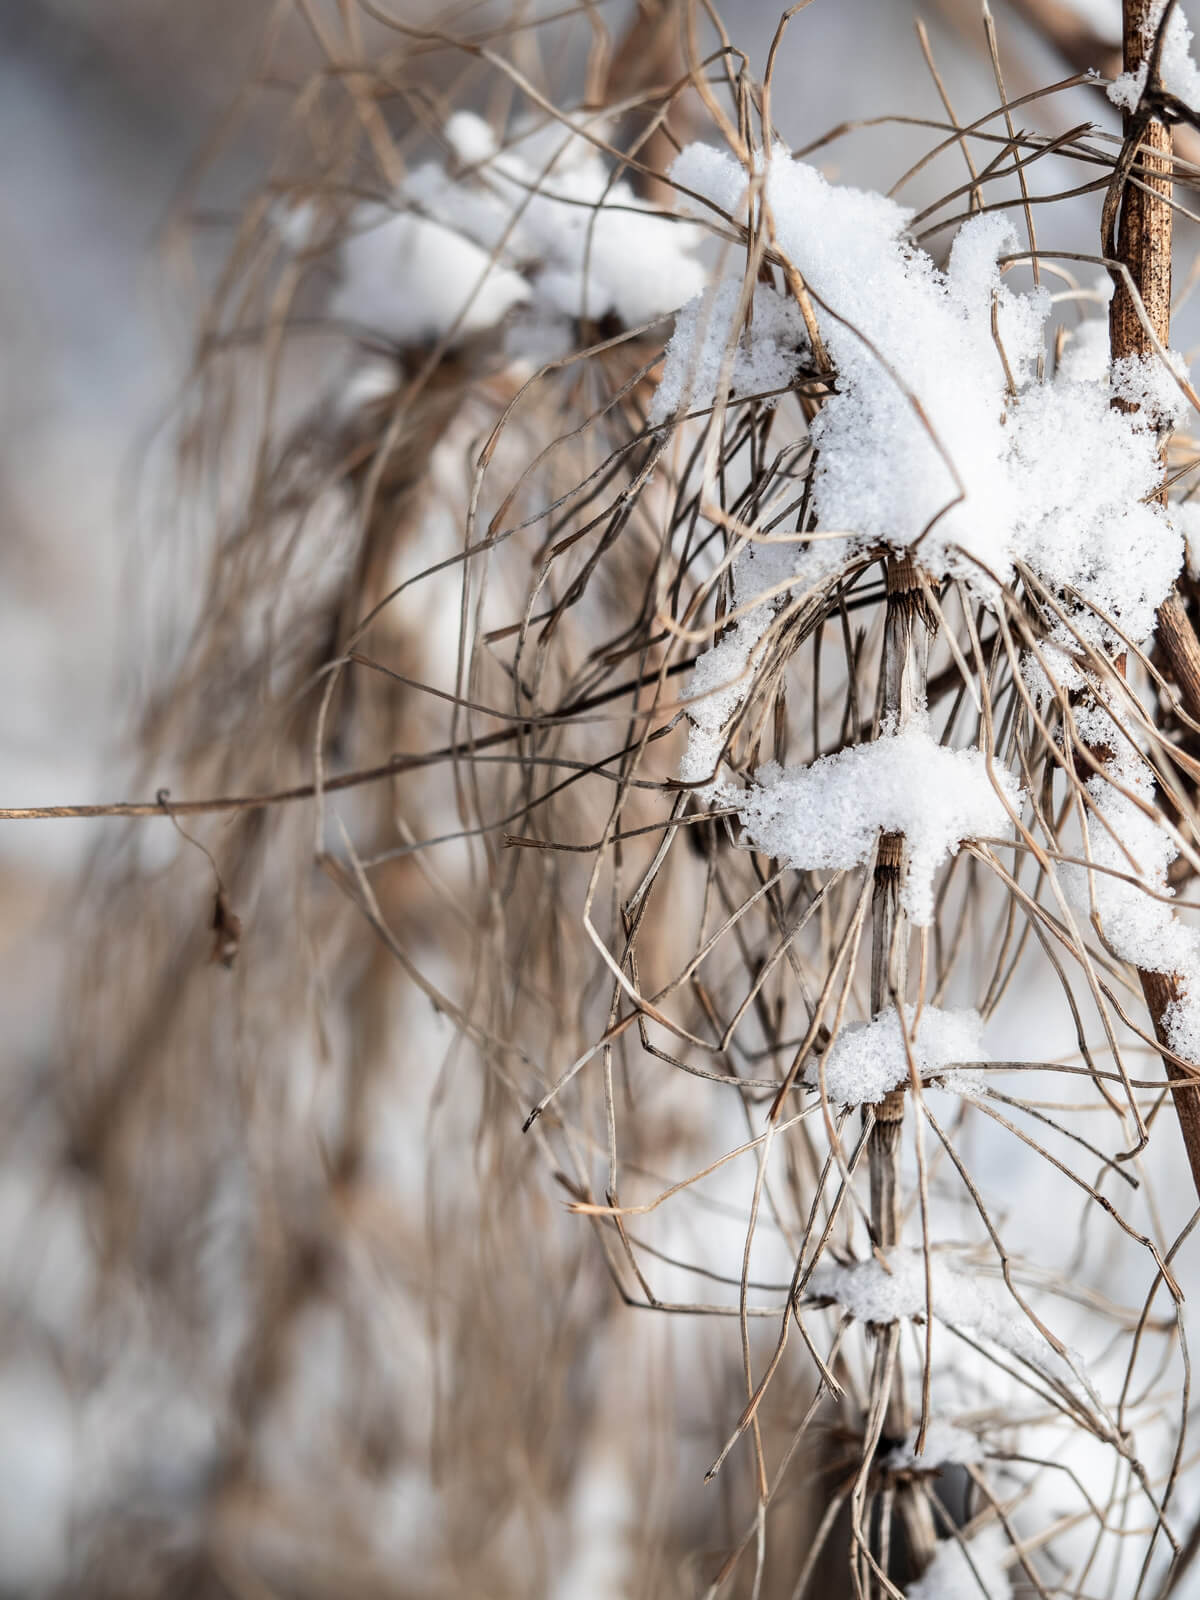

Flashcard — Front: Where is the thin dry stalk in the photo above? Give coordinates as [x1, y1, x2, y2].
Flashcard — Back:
[11, 5, 1200, 1597]
[1110, 0, 1200, 1205]
[863, 554, 939, 1584]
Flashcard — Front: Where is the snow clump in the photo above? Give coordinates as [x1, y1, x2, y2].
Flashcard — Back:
[331, 209, 531, 347]
[809, 1004, 987, 1105]
[331, 110, 710, 349]
[679, 536, 807, 793]
[1063, 718, 1200, 1064]
[730, 724, 1021, 926]
[649, 278, 809, 423]
[659, 143, 1187, 644]
[661, 140, 1197, 957]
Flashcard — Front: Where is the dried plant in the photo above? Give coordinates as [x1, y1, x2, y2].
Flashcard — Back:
[12, 2, 1200, 1597]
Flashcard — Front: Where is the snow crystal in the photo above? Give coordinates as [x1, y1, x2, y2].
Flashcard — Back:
[670, 140, 753, 220]
[811, 1250, 1085, 1395]
[330, 207, 530, 347]
[812, 1252, 927, 1326]
[886, 1418, 984, 1472]
[681, 616, 769, 790]
[649, 278, 809, 425]
[1111, 349, 1190, 430]
[728, 724, 1021, 925]
[1020, 643, 1086, 709]
[1004, 372, 1182, 645]
[906, 1526, 1012, 1600]
[1108, 0, 1200, 113]
[809, 1004, 987, 1106]
[655, 145, 1186, 647]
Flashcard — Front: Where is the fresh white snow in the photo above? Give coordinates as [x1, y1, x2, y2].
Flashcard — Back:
[810, 1250, 1087, 1397]
[330, 207, 531, 346]
[649, 278, 809, 424]
[1064, 722, 1200, 1063]
[663, 139, 1200, 1022]
[1108, 0, 1200, 112]
[809, 1004, 988, 1106]
[906, 1525, 1012, 1599]
[729, 725, 1020, 926]
[336, 109, 710, 349]
[679, 534, 805, 793]
[659, 144, 1187, 644]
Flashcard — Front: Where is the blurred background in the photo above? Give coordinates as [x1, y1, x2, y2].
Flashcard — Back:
[0, 1, 1189, 1595]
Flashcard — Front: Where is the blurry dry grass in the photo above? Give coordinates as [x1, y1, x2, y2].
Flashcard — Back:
[10, 1, 1200, 1596]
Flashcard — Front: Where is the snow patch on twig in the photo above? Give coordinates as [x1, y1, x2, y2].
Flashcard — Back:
[679, 537, 805, 793]
[728, 724, 1020, 926]
[809, 1005, 988, 1106]
[811, 1249, 1089, 1399]
[658, 145, 1186, 646]
[649, 278, 810, 424]
[1108, 0, 1200, 112]
[1064, 715, 1200, 1062]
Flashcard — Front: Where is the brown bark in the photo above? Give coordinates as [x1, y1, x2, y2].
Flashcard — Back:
[1110, 0, 1200, 1205]
[1140, 969, 1200, 1195]
[1110, 127, 1173, 366]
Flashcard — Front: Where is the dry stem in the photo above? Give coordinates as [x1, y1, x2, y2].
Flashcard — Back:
[864, 554, 938, 1585]
[1110, 0, 1200, 1205]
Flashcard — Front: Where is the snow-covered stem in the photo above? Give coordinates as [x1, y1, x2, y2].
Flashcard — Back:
[1110, 3, 1174, 365]
[867, 558, 931, 1246]
[28, 5, 1200, 1594]
[1111, 0, 1200, 1203]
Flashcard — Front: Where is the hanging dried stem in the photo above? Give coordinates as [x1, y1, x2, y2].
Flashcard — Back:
[11, 4, 1200, 1597]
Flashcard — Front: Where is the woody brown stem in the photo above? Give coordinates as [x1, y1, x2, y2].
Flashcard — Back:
[865, 556, 937, 1584]
[1110, 0, 1200, 1205]
[869, 560, 926, 1264]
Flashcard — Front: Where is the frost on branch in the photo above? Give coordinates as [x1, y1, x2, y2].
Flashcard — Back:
[728, 726, 1021, 926]
[809, 1004, 988, 1106]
